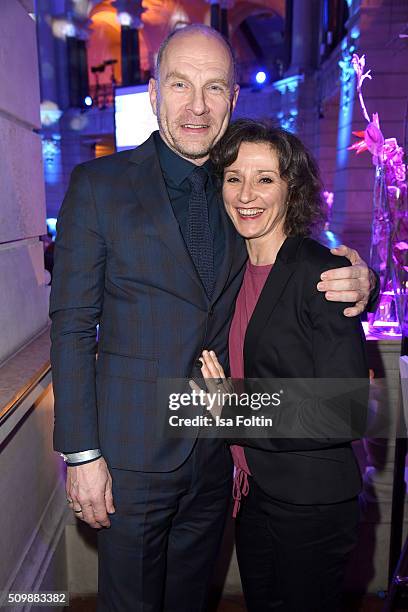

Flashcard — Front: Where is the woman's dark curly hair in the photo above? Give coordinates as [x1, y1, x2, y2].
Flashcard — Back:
[210, 119, 325, 236]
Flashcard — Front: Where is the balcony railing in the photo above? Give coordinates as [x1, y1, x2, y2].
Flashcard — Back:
[89, 83, 115, 109]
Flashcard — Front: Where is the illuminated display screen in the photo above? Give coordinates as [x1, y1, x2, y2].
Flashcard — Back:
[114, 85, 159, 151]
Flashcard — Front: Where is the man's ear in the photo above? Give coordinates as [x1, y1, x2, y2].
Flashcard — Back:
[148, 77, 158, 116]
[231, 83, 240, 113]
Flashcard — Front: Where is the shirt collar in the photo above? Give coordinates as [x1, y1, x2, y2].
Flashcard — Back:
[154, 131, 214, 187]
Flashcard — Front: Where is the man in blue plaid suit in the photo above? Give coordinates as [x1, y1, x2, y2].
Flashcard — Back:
[50, 25, 376, 612]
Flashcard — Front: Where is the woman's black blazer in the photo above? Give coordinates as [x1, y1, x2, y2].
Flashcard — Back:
[233, 235, 369, 505]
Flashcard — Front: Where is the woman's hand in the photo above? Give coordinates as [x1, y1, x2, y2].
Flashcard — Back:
[189, 350, 233, 418]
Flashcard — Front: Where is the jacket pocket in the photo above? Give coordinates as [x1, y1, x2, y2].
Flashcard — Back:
[96, 351, 158, 381]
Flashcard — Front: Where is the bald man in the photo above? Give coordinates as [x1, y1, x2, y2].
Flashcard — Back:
[50, 25, 376, 611]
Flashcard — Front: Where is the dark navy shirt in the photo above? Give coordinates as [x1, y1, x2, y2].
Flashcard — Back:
[154, 131, 224, 281]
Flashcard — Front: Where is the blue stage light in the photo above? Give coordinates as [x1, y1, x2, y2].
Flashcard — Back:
[255, 71, 267, 85]
[84, 96, 93, 107]
[46, 218, 57, 238]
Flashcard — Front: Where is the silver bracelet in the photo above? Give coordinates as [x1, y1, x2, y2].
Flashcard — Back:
[59, 449, 102, 464]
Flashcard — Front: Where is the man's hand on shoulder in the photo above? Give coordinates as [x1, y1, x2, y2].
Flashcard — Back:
[66, 456, 115, 529]
[316, 244, 376, 317]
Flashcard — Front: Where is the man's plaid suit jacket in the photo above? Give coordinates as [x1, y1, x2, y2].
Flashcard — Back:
[49, 133, 247, 471]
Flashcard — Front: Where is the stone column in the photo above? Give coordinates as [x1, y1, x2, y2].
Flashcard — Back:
[220, 0, 234, 39]
[289, 0, 318, 75]
[36, 0, 91, 219]
[273, 0, 320, 154]
[36, 0, 71, 111]
[206, 0, 220, 32]
[0, 0, 48, 363]
[66, 2, 91, 107]
[113, 0, 144, 86]
[35, 0, 58, 104]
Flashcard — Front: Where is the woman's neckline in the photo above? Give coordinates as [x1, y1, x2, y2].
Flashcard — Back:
[247, 260, 273, 272]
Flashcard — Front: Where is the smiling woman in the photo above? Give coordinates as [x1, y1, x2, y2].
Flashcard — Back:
[222, 141, 288, 249]
[211, 118, 326, 248]
[205, 118, 369, 612]
[211, 119, 326, 267]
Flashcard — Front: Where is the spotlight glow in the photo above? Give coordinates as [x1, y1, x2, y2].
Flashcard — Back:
[46, 218, 57, 235]
[255, 71, 267, 85]
[118, 12, 132, 27]
[84, 96, 93, 107]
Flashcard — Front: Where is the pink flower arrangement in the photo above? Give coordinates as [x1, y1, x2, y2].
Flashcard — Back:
[349, 54, 407, 188]
[349, 53, 407, 335]
[351, 54, 372, 90]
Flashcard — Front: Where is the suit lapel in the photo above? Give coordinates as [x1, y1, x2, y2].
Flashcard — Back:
[211, 196, 246, 304]
[127, 135, 204, 293]
[127, 135, 248, 303]
[243, 235, 305, 374]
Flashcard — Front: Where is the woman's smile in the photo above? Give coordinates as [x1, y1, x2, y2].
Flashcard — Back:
[235, 207, 265, 219]
[222, 141, 288, 262]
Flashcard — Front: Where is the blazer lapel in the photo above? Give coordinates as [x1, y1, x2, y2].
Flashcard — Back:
[211, 196, 246, 304]
[127, 135, 204, 293]
[243, 235, 305, 374]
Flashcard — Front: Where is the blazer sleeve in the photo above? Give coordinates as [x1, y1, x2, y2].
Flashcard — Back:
[49, 165, 106, 453]
[228, 256, 369, 452]
[308, 257, 369, 380]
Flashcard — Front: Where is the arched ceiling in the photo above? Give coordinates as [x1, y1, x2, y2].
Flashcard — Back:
[86, 0, 284, 17]
[88, 2, 122, 83]
[87, 0, 287, 85]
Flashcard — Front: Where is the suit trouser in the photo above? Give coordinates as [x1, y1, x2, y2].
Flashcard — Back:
[97, 438, 232, 612]
[235, 479, 359, 612]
